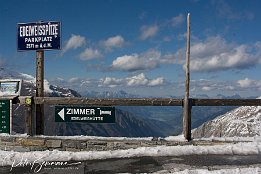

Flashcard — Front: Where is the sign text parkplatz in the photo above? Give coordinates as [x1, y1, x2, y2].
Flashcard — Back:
[17, 21, 61, 51]
[55, 106, 115, 123]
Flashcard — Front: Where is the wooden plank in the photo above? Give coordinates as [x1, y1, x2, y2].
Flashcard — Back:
[33, 97, 183, 106]
[23, 97, 261, 106]
[193, 99, 261, 106]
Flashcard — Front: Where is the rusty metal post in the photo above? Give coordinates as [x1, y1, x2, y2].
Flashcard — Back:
[183, 13, 192, 141]
[36, 50, 44, 135]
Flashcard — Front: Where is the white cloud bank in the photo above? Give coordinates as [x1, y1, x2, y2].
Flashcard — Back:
[237, 78, 261, 91]
[100, 73, 165, 88]
[111, 36, 261, 73]
[187, 37, 260, 72]
[111, 49, 171, 72]
[111, 53, 158, 71]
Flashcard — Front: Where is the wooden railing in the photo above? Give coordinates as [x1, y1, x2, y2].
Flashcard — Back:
[15, 96, 261, 141]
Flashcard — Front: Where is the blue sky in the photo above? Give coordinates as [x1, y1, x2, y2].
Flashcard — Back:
[1, 0, 261, 97]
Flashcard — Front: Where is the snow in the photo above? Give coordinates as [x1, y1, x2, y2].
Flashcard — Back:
[35, 135, 154, 141]
[43, 79, 52, 93]
[0, 141, 261, 166]
[155, 167, 261, 174]
[2, 133, 261, 142]
[0, 91, 16, 96]
[0, 69, 53, 94]
[18, 73, 34, 81]
[164, 135, 187, 141]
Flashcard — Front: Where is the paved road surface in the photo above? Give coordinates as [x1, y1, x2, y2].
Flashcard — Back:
[1, 154, 261, 173]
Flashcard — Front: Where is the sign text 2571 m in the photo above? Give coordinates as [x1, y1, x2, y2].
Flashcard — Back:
[17, 21, 61, 51]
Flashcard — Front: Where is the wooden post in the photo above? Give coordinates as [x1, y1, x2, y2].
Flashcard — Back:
[25, 104, 33, 136]
[183, 13, 192, 141]
[36, 50, 44, 135]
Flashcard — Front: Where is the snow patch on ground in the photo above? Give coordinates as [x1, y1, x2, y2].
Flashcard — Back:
[36, 135, 154, 141]
[194, 136, 261, 142]
[155, 167, 261, 174]
[0, 142, 261, 166]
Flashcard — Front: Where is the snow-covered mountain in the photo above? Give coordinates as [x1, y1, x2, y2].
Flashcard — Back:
[192, 102, 261, 138]
[1, 68, 168, 137]
[0, 68, 80, 97]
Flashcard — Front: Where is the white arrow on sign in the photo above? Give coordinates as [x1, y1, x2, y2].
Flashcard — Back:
[58, 108, 65, 121]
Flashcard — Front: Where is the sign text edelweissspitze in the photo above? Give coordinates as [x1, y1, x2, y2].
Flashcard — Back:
[17, 21, 61, 51]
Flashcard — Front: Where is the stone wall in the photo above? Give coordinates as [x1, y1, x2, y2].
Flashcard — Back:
[0, 136, 188, 152]
[0, 135, 234, 152]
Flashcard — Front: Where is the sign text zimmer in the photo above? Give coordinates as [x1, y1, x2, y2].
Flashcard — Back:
[55, 106, 115, 123]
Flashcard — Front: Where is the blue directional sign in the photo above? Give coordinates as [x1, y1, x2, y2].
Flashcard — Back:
[17, 21, 61, 51]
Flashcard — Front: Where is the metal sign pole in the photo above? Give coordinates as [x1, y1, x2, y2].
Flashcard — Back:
[183, 13, 192, 141]
[36, 50, 44, 135]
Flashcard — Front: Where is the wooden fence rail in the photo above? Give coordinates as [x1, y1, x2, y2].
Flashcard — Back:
[15, 97, 261, 140]
[193, 99, 261, 106]
[32, 97, 261, 106]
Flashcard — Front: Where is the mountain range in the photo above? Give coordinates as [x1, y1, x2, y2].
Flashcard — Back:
[192, 102, 261, 138]
[1, 68, 169, 137]
[2, 68, 259, 137]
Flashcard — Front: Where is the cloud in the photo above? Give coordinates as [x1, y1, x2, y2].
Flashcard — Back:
[181, 36, 261, 72]
[101, 35, 125, 51]
[126, 73, 165, 87]
[68, 77, 80, 83]
[111, 36, 261, 73]
[187, 78, 261, 94]
[237, 78, 256, 88]
[139, 25, 159, 40]
[101, 77, 124, 88]
[62, 34, 86, 54]
[148, 77, 164, 86]
[126, 73, 149, 86]
[187, 79, 239, 94]
[171, 14, 185, 27]
[79, 48, 102, 60]
[201, 86, 213, 91]
[100, 73, 165, 88]
[111, 50, 161, 71]
[236, 78, 261, 92]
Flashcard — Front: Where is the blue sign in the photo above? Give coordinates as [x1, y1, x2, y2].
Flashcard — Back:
[17, 21, 61, 51]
